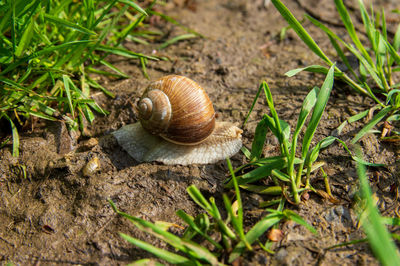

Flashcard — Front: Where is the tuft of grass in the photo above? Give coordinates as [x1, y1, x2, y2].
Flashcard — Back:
[109, 159, 316, 264]
[0, 0, 202, 156]
[226, 65, 336, 204]
[271, 0, 400, 143]
[0, 0, 155, 155]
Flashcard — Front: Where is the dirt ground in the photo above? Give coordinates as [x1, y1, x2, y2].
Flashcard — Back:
[1, 0, 399, 265]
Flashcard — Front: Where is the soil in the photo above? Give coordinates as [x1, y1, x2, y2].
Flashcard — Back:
[1, 0, 399, 265]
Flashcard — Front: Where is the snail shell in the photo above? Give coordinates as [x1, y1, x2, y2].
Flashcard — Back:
[138, 75, 215, 145]
[112, 75, 242, 165]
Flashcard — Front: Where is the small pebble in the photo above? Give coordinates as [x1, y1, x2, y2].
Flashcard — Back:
[82, 157, 100, 177]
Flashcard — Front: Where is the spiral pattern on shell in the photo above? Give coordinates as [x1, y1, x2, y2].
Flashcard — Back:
[138, 75, 216, 145]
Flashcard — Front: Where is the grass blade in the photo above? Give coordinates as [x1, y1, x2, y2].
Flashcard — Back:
[250, 116, 269, 160]
[119, 233, 191, 264]
[288, 87, 318, 177]
[227, 157, 287, 186]
[351, 106, 392, 143]
[186, 185, 213, 213]
[62, 75, 75, 117]
[95, 44, 159, 60]
[176, 210, 222, 249]
[394, 24, 400, 51]
[44, 13, 96, 35]
[158, 33, 197, 50]
[270, 0, 333, 65]
[229, 213, 282, 263]
[263, 81, 290, 156]
[15, 17, 34, 57]
[243, 82, 264, 126]
[118, 0, 148, 16]
[334, 0, 373, 66]
[301, 64, 335, 157]
[3, 113, 19, 157]
[355, 149, 400, 265]
[99, 59, 130, 78]
[285, 65, 342, 77]
[227, 158, 251, 250]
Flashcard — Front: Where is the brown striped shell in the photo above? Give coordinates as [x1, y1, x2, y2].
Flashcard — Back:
[137, 75, 216, 145]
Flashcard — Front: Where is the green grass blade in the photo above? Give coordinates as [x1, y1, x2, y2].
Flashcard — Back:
[128, 258, 164, 266]
[381, 217, 400, 226]
[227, 157, 287, 186]
[81, 104, 95, 124]
[263, 82, 290, 156]
[158, 33, 197, 50]
[0, 75, 36, 94]
[301, 64, 335, 158]
[117, 13, 146, 46]
[20, 109, 57, 121]
[186, 185, 213, 213]
[15, 17, 34, 57]
[119, 233, 192, 264]
[355, 150, 400, 265]
[176, 210, 222, 249]
[66, 77, 108, 115]
[270, 0, 333, 65]
[380, 8, 387, 42]
[86, 76, 115, 98]
[305, 14, 360, 78]
[251, 116, 269, 160]
[10, 0, 16, 62]
[62, 75, 75, 118]
[343, 45, 386, 97]
[227, 158, 251, 250]
[271, 169, 292, 183]
[393, 24, 400, 51]
[110, 200, 189, 252]
[140, 57, 149, 79]
[1, 40, 93, 75]
[117, 0, 148, 16]
[291, 87, 318, 146]
[351, 106, 392, 143]
[92, 0, 119, 28]
[99, 59, 130, 78]
[180, 239, 221, 265]
[229, 213, 282, 263]
[383, 38, 400, 66]
[358, 0, 375, 49]
[95, 44, 159, 60]
[288, 86, 318, 176]
[43, 13, 96, 35]
[3, 113, 19, 157]
[334, 0, 373, 66]
[386, 89, 400, 105]
[306, 136, 336, 166]
[240, 184, 283, 195]
[243, 82, 263, 126]
[285, 65, 342, 77]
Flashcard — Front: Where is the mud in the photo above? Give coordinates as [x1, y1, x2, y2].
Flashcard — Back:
[1, 0, 399, 265]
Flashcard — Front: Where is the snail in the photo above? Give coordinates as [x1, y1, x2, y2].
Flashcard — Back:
[112, 75, 242, 165]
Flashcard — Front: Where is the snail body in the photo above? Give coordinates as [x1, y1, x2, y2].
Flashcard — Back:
[113, 75, 242, 165]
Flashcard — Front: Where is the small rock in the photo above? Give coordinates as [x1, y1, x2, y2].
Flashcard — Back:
[275, 248, 288, 262]
[80, 138, 99, 151]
